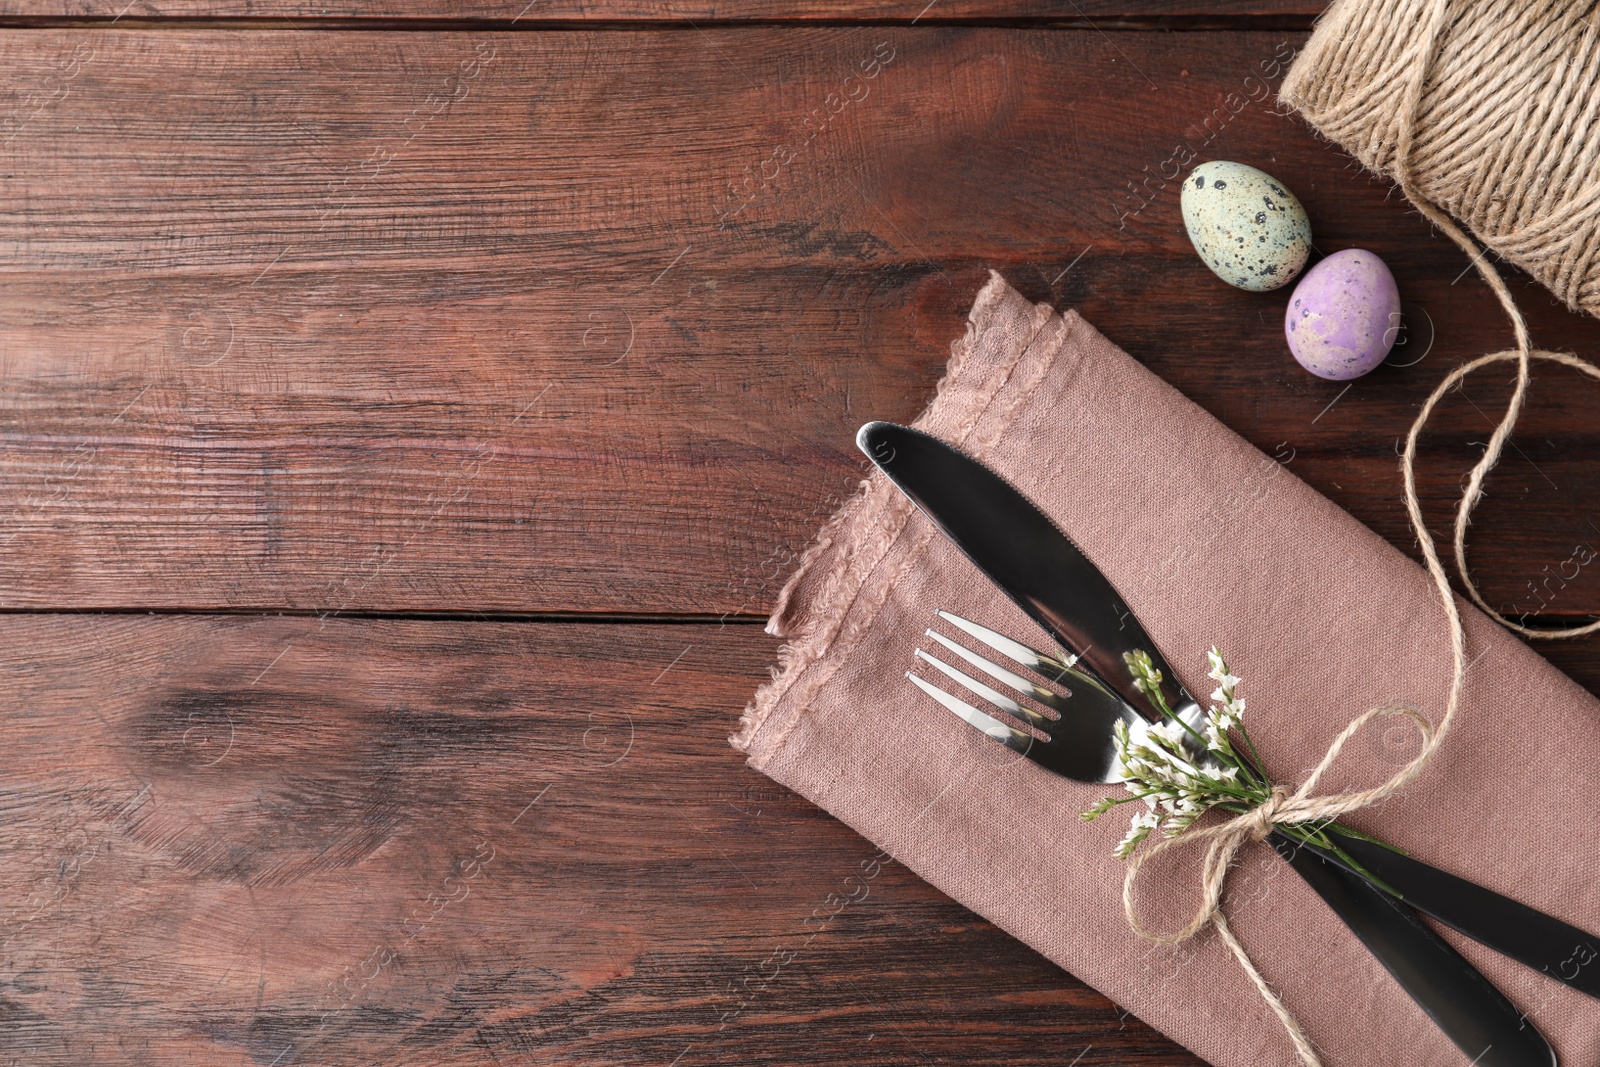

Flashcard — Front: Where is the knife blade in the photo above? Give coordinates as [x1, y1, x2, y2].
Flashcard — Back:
[857, 420, 1185, 728]
[860, 419, 1571, 1063]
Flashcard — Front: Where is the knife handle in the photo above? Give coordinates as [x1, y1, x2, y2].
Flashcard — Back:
[1267, 832, 1556, 1067]
[1302, 835, 1600, 1001]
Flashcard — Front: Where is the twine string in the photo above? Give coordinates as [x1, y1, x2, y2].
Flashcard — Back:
[1122, 1, 1600, 1062]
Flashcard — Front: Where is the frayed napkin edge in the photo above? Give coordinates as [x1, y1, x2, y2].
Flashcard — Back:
[730, 269, 1046, 759]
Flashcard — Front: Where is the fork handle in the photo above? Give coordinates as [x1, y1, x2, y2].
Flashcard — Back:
[1267, 831, 1555, 1066]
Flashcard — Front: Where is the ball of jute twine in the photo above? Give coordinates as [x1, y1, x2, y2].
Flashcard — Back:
[1283, 0, 1600, 320]
[1123, 2, 1600, 1063]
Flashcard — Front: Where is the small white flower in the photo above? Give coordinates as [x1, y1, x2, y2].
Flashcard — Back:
[1116, 810, 1162, 856]
[1153, 720, 1189, 749]
[1157, 742, 1205, 782]
[1208, 696, 1244, 734]
[1204, 720, 1227, 750]
[1124, 649, 1164, 699]
[1207, 649, 1241, 688]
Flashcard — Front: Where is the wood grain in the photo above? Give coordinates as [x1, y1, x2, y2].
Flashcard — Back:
[0, 1, 1325, 25]
[0, 614, 1204, 1066]
[3, 14, 1599, 1067]
[2, 27, 1599, 618]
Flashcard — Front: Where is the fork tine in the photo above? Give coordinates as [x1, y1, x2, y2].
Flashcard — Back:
[906, 671, 1034, 754]
[936, 609, 1078, 679]
[924, 629, 1067, 718]
[913, 648, 1052, 728]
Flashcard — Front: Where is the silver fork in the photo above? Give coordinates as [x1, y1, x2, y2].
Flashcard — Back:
[907, 608, 1558, 1067]
[908, 608, 1209, 784]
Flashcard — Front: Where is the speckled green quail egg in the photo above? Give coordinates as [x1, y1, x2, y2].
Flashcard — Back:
[1180, 161, 1312, 292]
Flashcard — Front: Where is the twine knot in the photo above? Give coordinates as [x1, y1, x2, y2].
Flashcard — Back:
[1243, 787, 1290, 840]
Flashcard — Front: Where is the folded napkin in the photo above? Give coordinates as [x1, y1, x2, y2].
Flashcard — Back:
[733, 272, 1600, 1066]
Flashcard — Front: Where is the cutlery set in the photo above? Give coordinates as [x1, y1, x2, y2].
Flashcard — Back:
[858, 419, 1597, 1067]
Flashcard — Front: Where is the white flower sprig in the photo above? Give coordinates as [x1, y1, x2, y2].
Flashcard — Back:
[1082, 647, 1397, 888]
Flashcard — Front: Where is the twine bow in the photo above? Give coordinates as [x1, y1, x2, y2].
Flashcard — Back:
[1128, 1, 1600, 1061]
[1121, 705, 1433, 1067]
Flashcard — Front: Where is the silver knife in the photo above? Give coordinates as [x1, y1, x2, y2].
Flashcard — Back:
[860, 420, 1569, 1065]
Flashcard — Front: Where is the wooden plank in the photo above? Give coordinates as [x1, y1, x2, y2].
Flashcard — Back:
[0, 614, 1204, 1066]
[3, 27, 1599, 618]
[0, 1, 1325, 24]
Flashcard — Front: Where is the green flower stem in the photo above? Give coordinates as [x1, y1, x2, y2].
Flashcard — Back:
[1236, 727, 1270, 785]
[1287, 826, 1406, 900]
[1327, 821, 1410, 854]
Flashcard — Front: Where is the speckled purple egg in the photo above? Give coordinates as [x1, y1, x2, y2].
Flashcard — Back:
[1285, 249, 1401, 380]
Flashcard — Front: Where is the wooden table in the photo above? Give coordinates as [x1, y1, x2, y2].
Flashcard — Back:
[3, 4, 1596, 1064]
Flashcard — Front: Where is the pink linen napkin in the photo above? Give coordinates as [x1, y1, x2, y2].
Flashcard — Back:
[733, 271, 1600, 1066]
